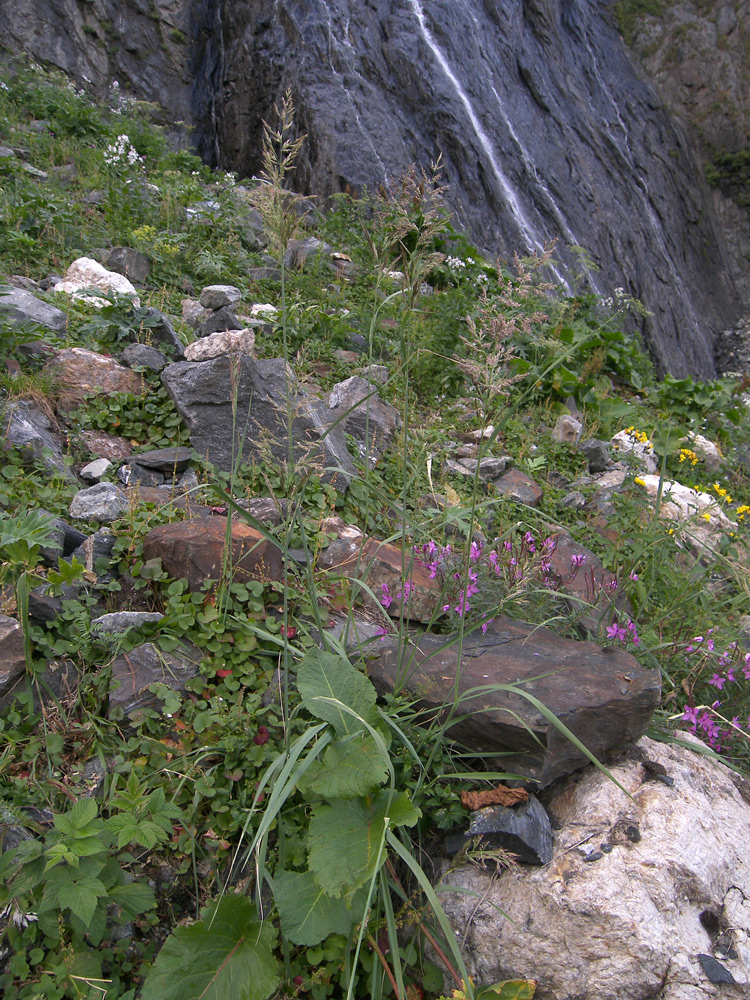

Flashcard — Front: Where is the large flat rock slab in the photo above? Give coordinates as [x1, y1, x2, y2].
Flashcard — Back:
[142, 517, 283, 591]
[162, 355, 355, 486]
[364, 617, 660, 786]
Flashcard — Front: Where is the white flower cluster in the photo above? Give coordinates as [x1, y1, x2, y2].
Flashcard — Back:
[601, 286, 627, 309]
[445, 255, 466, 273]
[104, 134, 143, 168]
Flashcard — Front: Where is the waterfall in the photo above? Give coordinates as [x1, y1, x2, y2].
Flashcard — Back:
[405, 0, 543, 256]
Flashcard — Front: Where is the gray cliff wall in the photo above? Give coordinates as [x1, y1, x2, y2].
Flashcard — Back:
[0, 0, 746, 378]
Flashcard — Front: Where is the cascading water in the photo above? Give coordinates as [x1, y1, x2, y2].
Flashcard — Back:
[205, 0, 740, 376]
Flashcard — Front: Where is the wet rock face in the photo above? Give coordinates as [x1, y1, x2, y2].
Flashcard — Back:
[4, 0, 744, 376]
[208, 0, 739, 378]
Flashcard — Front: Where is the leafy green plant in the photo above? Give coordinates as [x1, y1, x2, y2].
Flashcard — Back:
[0, 798, 157, 999]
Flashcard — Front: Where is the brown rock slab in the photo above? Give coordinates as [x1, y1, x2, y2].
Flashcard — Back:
[546, 532, 629, 631]
[321, 528, 442, 623]
[142, 518, 283, 590]
[364, 616, 660, 786]
[81, 431, 133, 461]
[46, 347, 143, 404]
[493, 468, 543, 506]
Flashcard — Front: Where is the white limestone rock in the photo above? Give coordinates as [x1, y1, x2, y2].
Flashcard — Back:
[183, 328, 256, 362]
[53, 257, 140, 308]
[439, 735, 750, 999]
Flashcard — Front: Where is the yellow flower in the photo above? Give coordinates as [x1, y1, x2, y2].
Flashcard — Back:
[701, 512, 711, 521]
[634, 477, 646, 487]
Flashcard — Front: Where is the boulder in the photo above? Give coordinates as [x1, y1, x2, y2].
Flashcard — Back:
[45, 347, 142, 403]
[638, 475, 736, 556]
[182, 298, 208, 328]
[364, 616, 660, 786]
[493, 468, 544, 507]
[71, 528, 117, 576]
[80, 430, 132, 462]
[0, 615, 26, 700]
[141, 518, 284, 591]
[438, 736, 750, 998]
[611, 428, 658, 474]
[108, 640, 202, 725]
[552, 413, 583, 444]
[199, 284, 242, 309]
[446, 456, 508, 481]
[36, 513, 86, 565]
[127, 447, 193, 474]
[0, 287, 67, 333]
[284, 236, 332, 269]
[327, 376, 400, 461]
[545, 532, 627, 631]
[120, 343, 167, 371]
[103, 247, 151, 284]
[184, 328, 256, 362]
[53, 257, 140, 308]
[118, 463, 164, 487]
[91, 612, 163, 639]
[162, 355, 356, 485]
[320, 527, 443, 624]
[141, 308, 185, 359]
[69, 484, 128, 523]
[195, 305, 241, 337]
[0, 400, 71, 477]
[579, 438, 611, 474]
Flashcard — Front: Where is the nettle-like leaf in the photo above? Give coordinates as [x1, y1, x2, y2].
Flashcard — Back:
[107, 880, 157, 920]
[297, 650, 380, 737]
[307, 791, 420, 898]
[307, 733, 389, 799]
[275, 870, 367, 946]
[140, 895, 279, 1000]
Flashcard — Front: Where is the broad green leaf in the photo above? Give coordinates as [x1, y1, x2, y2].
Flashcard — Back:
[307, 791, 420, 898]
[477, 981, 537, 1000]
[307, 734, 389, 799]
[297, 649, 379, 736]
[57, 874, 108, 929]
[107, 880, 157, 919]
[54, 798, 99, 836]
[275, 871, 366, 946]
[140, 895, 279, 1000]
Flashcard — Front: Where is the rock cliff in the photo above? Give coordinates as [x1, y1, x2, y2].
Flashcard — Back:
[0, 0, 746, 377]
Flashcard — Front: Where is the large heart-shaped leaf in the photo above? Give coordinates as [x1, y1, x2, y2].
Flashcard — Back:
[275, 870, 367, 945]
[140, 895, 279, 1000]
[297, 649, 380, 737]
[307, 791, 420, 898]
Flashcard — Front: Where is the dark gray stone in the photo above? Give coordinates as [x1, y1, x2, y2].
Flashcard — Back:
[195, 305, 241, 337]
[0, 614, 25, 700]
[162, 355, 356, 487]
[579, 439, 611, 474]
[248, 267, 282, 283]
[91, 612, 163, 638]
[69, 483, 128, 523]
[284, 237, 332, 270]
[127, 446, 193, 473]
[120, 342, 168, 371]
[697, 954, 736, 985]
[199, 285, 242, 309]
[0, 805, 34, 854]
[444, 794, 553, 865]
[103, 247, 151, 284]
[36, 512, 87, 565]
[0, 287, 67, 333]
[1, 400, 71, 478]
[108, 640, 202, 725]
[71, 528, 117, 577]
[364, 617, 660, 787]
[118, 463, 164, 487]
[143, 308, 185, 360]
[328, 376, 400, 462]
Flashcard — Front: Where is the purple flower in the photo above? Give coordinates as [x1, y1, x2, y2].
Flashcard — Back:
[523, 531, 536, 553]
[606, 622, 627, 642]
[570, 553, 586, 568]
[470, 540, 482, 562]
[709, 673, 726, 690]
[629, 570, 639, 581]
[504, 540, 512, 552]
[682, 705, 698, 726]
[380, 584, 392, 609]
